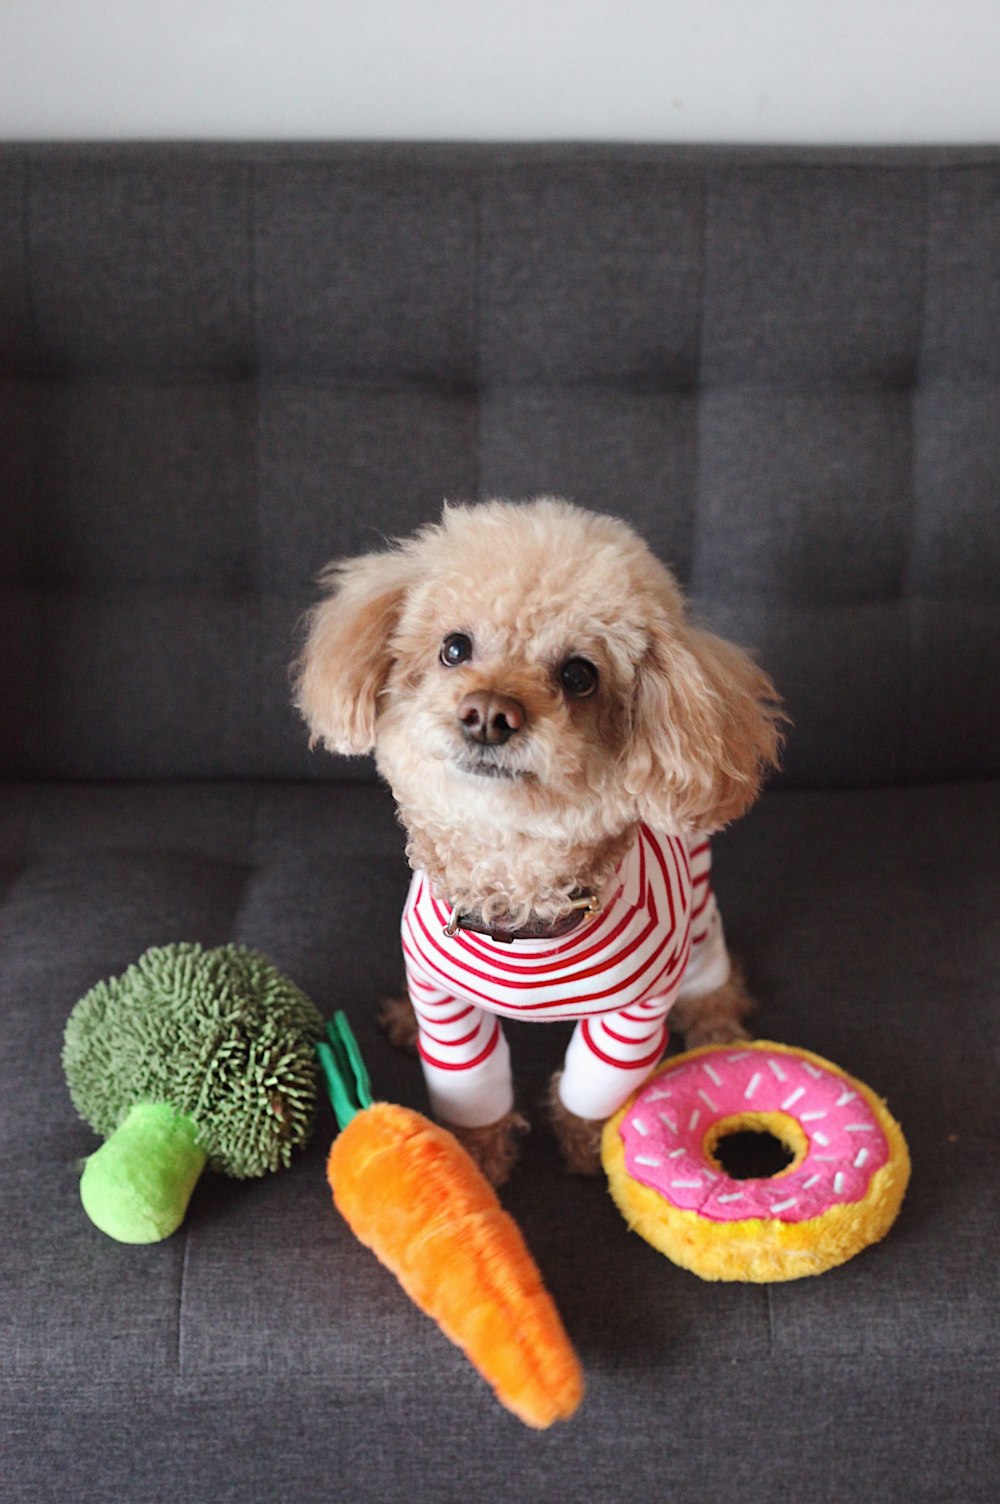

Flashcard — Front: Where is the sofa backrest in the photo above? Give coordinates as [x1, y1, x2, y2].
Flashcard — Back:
[1, 144, 997, 786]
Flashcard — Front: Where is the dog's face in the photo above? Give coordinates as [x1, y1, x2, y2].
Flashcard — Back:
[295, 499, 781, 907]
[375, 507, 658, 820]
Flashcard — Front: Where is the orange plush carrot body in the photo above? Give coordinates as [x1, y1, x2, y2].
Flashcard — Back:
[317, 1015, 584, 1429]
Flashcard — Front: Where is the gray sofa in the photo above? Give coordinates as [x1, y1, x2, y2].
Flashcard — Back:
[2, 144, 997, 1503]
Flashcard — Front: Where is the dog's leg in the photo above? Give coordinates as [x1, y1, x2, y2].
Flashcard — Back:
[669, 959, 755, 1047]
[547, 966, 755, 1174]
[379, 990, 528, 1185]
[377, 992, 420, 1052]
[546, 1002, 672, 1176]
[546, 1072, 604, 1176]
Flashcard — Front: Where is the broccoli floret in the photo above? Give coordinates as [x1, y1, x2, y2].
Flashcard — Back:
[63, 943, 324, 1242]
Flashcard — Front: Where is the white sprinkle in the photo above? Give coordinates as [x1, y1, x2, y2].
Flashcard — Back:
[846, 1123, 874, 1133]
[781, 1086, 806, 1111]
[770, 1197, 798, 1213]
[645, 1087, 672, 1102]
[671, 1180, 703, 1189]
[815, 1155, 839, 1161]
[801, 1111, 827, 1122]
[635, 1155, 662, 1168]
[802, 1174, 822, 1189]
[834, 1172, 846, 1195]
[836, 1089, 857, 1106]
[767, 1059, 788, 1082]
[703, 1063, 723, 1086]
[698, 1089, 718, 1112]
[802, 1063, 825, 1080]
[745, 1072, 762, 1100]
[727, 1051, 751, 1061]
[717, 1192, 744, 1203]
[813, 1131, 831, 1147]
[688, 1109, 701, 1132]
[854, 1148, 870, 1169]
[632, 1117, 649, 1137]
[658, 1112, 677, 1134]
[669, 1148, 686, 1159]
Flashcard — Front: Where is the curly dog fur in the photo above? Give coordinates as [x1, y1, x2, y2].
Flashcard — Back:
[296, 499, 782, 1183]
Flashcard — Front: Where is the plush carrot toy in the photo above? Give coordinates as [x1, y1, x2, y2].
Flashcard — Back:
[316, 1013, 584, 1429]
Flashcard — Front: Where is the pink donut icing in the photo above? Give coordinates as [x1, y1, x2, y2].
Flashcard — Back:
[618, 1046, 891, 1223]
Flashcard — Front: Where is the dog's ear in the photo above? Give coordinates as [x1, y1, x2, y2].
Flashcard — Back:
[293, 549, 415, 756]
[625, 617, 783, 833]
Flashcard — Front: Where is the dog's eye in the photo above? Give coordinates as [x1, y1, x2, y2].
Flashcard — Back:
[440, 632, 473, 667]
[559, 657, 599, 698]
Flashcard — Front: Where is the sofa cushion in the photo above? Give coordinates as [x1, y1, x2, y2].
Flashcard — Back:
[2, 146, 999, 786]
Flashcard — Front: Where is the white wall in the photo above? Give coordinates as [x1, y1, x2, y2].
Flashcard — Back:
[1, 0, 998, 144]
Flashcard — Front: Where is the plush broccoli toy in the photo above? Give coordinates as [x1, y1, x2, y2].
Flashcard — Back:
[63, 943, 325, 1244]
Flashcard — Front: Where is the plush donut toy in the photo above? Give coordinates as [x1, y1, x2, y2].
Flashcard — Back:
[602, 1041, 910, 1283]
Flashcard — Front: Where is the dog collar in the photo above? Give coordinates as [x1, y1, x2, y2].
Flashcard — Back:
[443, 891, 601, 944]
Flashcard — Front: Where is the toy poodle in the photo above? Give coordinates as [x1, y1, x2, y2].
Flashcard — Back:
[294, 498, 782, 1184]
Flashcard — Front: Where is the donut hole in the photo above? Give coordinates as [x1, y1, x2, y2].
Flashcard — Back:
[703, 1112, 809, 1182]
[711, 1129, 795, 1180]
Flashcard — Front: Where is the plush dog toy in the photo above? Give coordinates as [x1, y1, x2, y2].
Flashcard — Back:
[295, 498, 783, 1184]
[63, 943, 324, 1242]
[603, 1041, 911, 1281]
[317, 1012, 583, 1428]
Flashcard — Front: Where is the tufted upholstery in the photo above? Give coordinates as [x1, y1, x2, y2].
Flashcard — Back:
[2, 145, 998, 785]
[2, 147, 998, 1504]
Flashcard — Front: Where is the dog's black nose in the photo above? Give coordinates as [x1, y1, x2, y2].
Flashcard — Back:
[458, 691, 526, 746]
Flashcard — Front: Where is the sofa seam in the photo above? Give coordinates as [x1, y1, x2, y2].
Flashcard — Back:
[898, 163, 934, 785]
[473, 165, 484, 501]
[18, 158, 50, 772]
[176, 1227, 192, 1379]
[687, 162, 711, 595]
[248, 158, 266, 784]
[18, 156, 42, 378]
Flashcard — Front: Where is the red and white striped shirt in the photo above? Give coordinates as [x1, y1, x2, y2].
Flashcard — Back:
[401, 827, 729, 1127]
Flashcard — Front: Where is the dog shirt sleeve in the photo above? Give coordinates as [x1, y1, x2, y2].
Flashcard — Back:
[402, 876, 515, 1128]
[406, 972, 515, 1128]
[556, 996, 673, 1120]
[675, 835, 731, 999]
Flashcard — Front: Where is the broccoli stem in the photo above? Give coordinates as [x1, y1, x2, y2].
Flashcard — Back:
[80, 1102, 208, 1244]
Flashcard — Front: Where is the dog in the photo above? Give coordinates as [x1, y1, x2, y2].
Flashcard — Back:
[294, 498, 782, 1184]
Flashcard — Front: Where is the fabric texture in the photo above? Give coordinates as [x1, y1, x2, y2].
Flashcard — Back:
[1, 145, 999, 1504]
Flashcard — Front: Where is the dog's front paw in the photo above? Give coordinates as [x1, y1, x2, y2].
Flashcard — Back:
[546, 1073, 605, 1176]
[446, 1111, 530, 1187]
